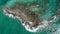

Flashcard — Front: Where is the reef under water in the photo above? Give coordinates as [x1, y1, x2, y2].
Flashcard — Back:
[0, 0, 60, 34]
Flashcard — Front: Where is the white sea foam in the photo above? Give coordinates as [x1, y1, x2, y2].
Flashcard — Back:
[22, 20, 49, 32]
[6, 14, 14, 18]
[22, 23, 38, 32]
[49, 15, 58, 23]
[3, 9, 49, 32]
[5, 14, 49, 32]
[3, 10, 15, 18]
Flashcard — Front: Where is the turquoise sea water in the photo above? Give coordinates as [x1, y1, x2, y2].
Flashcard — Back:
[0, 10, 51, 34]
[0, 0, 47, 34]
[0, 10, 34, 34]
[0, 8, 57, 34]
[0, 0, 60, 34]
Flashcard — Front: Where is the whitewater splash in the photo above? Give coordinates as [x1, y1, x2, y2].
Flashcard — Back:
[23, 20, 49, 32]
[3, 9, 57, 32]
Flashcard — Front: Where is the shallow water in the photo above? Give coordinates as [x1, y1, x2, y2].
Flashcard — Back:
[0, 10, 34, 34]
[0, 0, 60, 34]
[0, 8, 59, 34]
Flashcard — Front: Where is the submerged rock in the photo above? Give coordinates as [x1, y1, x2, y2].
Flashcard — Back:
[0, 0, 60, 33]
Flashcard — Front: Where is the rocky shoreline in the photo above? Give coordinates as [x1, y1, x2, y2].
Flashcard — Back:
[3, 8, 50, 32]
